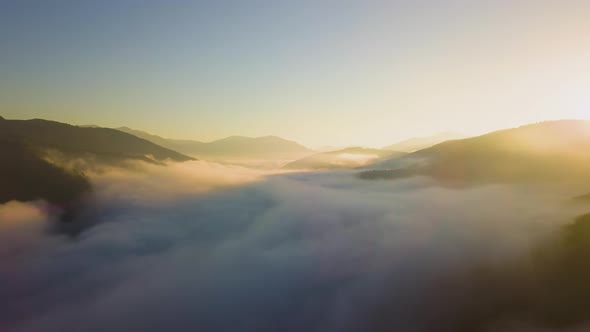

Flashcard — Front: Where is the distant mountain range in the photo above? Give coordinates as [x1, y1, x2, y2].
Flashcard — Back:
[362, 120, 590, 185]
[284, 147, 406, 170]
[383, 132, 465, 152]
[0, 118, 193, 164]
[116, 127, 314, 161]
[5, 116, 590, 220]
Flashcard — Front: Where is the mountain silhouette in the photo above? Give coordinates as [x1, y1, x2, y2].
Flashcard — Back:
[383, 132, 465, 152]
[115, 126, 184, 152]
[0, 139, 90, 221]
[0, 118, 193, 164]
[0, 117, 193, 221]
[361, 120, 590, 184]
[284, 147, 405, 170]
[573, 192, 590, 202]
[116, 127, 314, 160]
[194, 135, 313, 159]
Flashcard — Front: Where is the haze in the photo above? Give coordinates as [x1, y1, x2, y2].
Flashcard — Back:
[2, 1, 590, 147]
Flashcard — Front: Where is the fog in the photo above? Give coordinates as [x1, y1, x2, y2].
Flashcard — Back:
[1, 162, 590, 332]
[0, 201, 55, 261]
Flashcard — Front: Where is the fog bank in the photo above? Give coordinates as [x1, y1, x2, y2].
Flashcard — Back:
[1, 162, 589, 332]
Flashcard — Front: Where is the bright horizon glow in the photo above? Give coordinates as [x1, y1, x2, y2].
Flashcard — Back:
[2, 1, 590, 148]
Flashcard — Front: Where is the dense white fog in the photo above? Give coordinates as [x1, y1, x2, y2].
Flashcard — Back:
[1, 161, 589, 332]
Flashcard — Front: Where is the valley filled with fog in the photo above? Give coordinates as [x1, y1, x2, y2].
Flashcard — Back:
[4, 2, 590, 331]
[3, 151, 590, 331]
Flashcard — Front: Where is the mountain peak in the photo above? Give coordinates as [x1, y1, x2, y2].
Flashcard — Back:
[363, 119, 590, 183]
[258, 135, 283, 140]
[116, 129, 313, 160]
[213, 135, 297, 144]
[0, 118, 194, 163]
[384, 132, 466, 152]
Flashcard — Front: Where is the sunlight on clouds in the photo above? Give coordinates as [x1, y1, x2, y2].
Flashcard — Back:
[88, 160, 280, 203]
[0, 201, 53, 259]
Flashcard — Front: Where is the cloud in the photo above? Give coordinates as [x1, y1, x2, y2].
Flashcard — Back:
[87, 160, 272, 204]
[0, 201, 55, 259]
[1, 162, 589, 332]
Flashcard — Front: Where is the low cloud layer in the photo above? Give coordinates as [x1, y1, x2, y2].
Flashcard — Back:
[1, 162, 590, 332]
[0, 201, 55, 260]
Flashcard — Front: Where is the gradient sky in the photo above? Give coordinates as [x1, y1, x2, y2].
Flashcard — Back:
[1, 0, 590, 148]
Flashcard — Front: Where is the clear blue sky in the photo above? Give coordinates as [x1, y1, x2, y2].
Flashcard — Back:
[2, 0, 589, 147]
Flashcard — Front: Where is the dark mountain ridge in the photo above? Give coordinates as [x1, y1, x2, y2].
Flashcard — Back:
[0, 118, 193, 163]
[0, 117, 193, 221]
[0, 139, 90, 218]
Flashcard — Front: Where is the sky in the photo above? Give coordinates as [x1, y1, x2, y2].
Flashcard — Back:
[1, 0, 590, 148]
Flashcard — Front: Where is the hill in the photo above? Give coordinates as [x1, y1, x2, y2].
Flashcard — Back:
[0, 117, 193, 220]
[0, 118, 193, 164]
[0, 139, 91, 220]
[284, 147, 405, 170]
[192, 135, 313, 160]
[116, 127, 314, 160]
[383, 132, 465, 152]
[115, 126, 185, 152]
[361, 120, 590, 184]
[573, 192, 590, 202]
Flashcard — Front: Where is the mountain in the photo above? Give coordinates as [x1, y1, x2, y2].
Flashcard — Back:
[361, 120, 590, 185]
[573, 192, 590, 202]
[190, 135, 313, 160]
[0, 118, 193, 164]
[115, 126, 185, 152]
[0, 139, 90, 220]
[284, 147, 406, 170]
[315, 145, 346, 153]
[0, 117, 193, 220]
[116, 127, 314, 161]
[383, 132, 465, 152]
